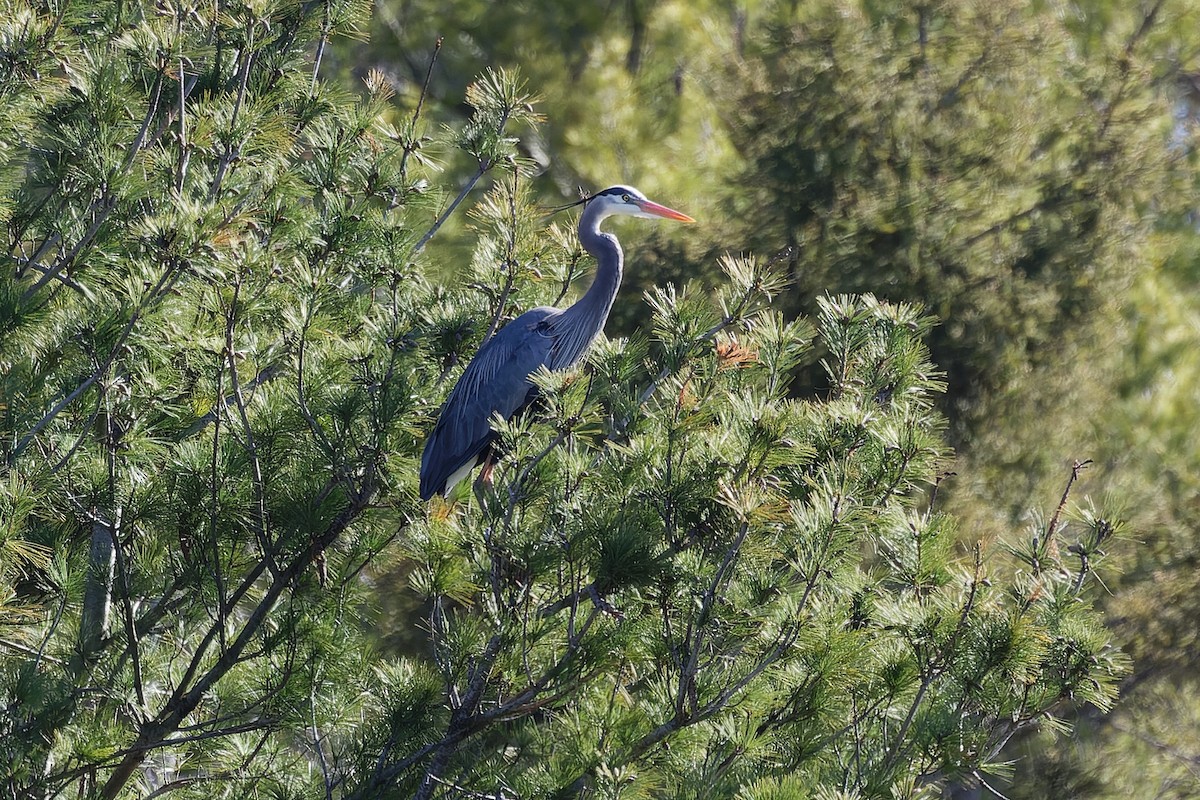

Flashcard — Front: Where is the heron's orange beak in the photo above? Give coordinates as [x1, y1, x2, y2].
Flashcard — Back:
[638, 199, 695, 223]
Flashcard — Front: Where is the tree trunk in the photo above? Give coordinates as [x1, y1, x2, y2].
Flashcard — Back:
[79, 508, 120, 660]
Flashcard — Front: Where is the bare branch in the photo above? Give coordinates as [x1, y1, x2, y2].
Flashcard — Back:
[1046, 459, 1092, 544]
[0, 637, 64, 665]
[397, 38, 442, 182]
[413, 160, 492, 255]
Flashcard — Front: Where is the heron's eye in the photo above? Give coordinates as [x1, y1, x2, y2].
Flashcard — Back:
[622, 194, 632, 203]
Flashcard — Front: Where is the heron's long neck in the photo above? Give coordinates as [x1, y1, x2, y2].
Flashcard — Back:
[558, 207, 623, 343]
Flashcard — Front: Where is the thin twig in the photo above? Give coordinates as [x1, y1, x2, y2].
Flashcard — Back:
[47, 399, 104, 475]
[0, 637, 64, 665]
[480, 175, 522, 343]
[295, 322, 336, 457]
[13, 255, 85, 293]
[208, 358, 230, 652]
[177, 58, 191, 192]
[14, 230, 60, 279]
[974, 770, 1017, 800]
[357, 608, 603, 799]
[209, 28, 256, 201]
[311, 667, 335, 800]
[34, 594, 67, 672]
[142, 777, 202, 800]
[926, 470, 956, 514]
[181, 364, 283, 437]
[108, 508, 147, 709]
[677, 520, 750, 717]
[886, 544, 984, 772]
[22, 66, 166, 300]
[397, 37, 442, 182]
[500, 430, 568, 521]
[551, 247, 585, 308]
[412, 160, 492, 254]
[1046, 459, 1092, 544]
[222, 280, 279, 576]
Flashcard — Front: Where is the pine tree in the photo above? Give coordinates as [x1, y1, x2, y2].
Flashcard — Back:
[1, 1, 1125, 798]
[339, 0, 1200, 795]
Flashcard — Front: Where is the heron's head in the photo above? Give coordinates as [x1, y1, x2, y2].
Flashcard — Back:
[583, 185, 695, 223]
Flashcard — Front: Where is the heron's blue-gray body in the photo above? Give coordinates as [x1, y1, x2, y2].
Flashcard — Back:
[419, 186, 690, 500]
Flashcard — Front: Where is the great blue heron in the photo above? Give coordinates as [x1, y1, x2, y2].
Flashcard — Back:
[419, 185, 694, 500]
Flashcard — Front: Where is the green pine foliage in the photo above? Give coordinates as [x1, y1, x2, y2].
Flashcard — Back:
[1, 0, 1128, 798]
[722, 0, 1176, 437]
[334, 0, 1200, 796]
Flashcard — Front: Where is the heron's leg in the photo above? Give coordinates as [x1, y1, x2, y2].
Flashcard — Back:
[478, 452, 496, 486]
[472, 450, 497, 510]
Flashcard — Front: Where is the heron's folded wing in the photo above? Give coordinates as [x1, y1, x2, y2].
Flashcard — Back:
[419, 308, 558, 498]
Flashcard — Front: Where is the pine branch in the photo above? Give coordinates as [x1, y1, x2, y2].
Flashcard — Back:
[21, 67, 167, 300]
[885, 544, 985, 774]
[359, 608, 604, 798]
[296, 320, 338, 456]
[677, 520, 750, 718]
[9, 262, 183, 464]
[207, 350, 230, 650]
[208, 32, 256, 201]
[52, 719, 280, 788]
[0, 637, 64, 665]
[174, 67, 199, 192]
[558, 612, 802, 795]
[411, 635, 504, 800]
[46, 398, 104, 475]
[13, 254, 84, 293]
[974, 770, 1017, 800]
[427, 775, 514, 800]
[311, 668, 337, 800]
[222, 279, 280, 576]
[97, 488, 378, 800]
[180, 363, 284, 437]
[108, 507, 146, 708]
[481, 177, 522, 344]
[34, 595, 68, 673]
[614, 246, 794, 440]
